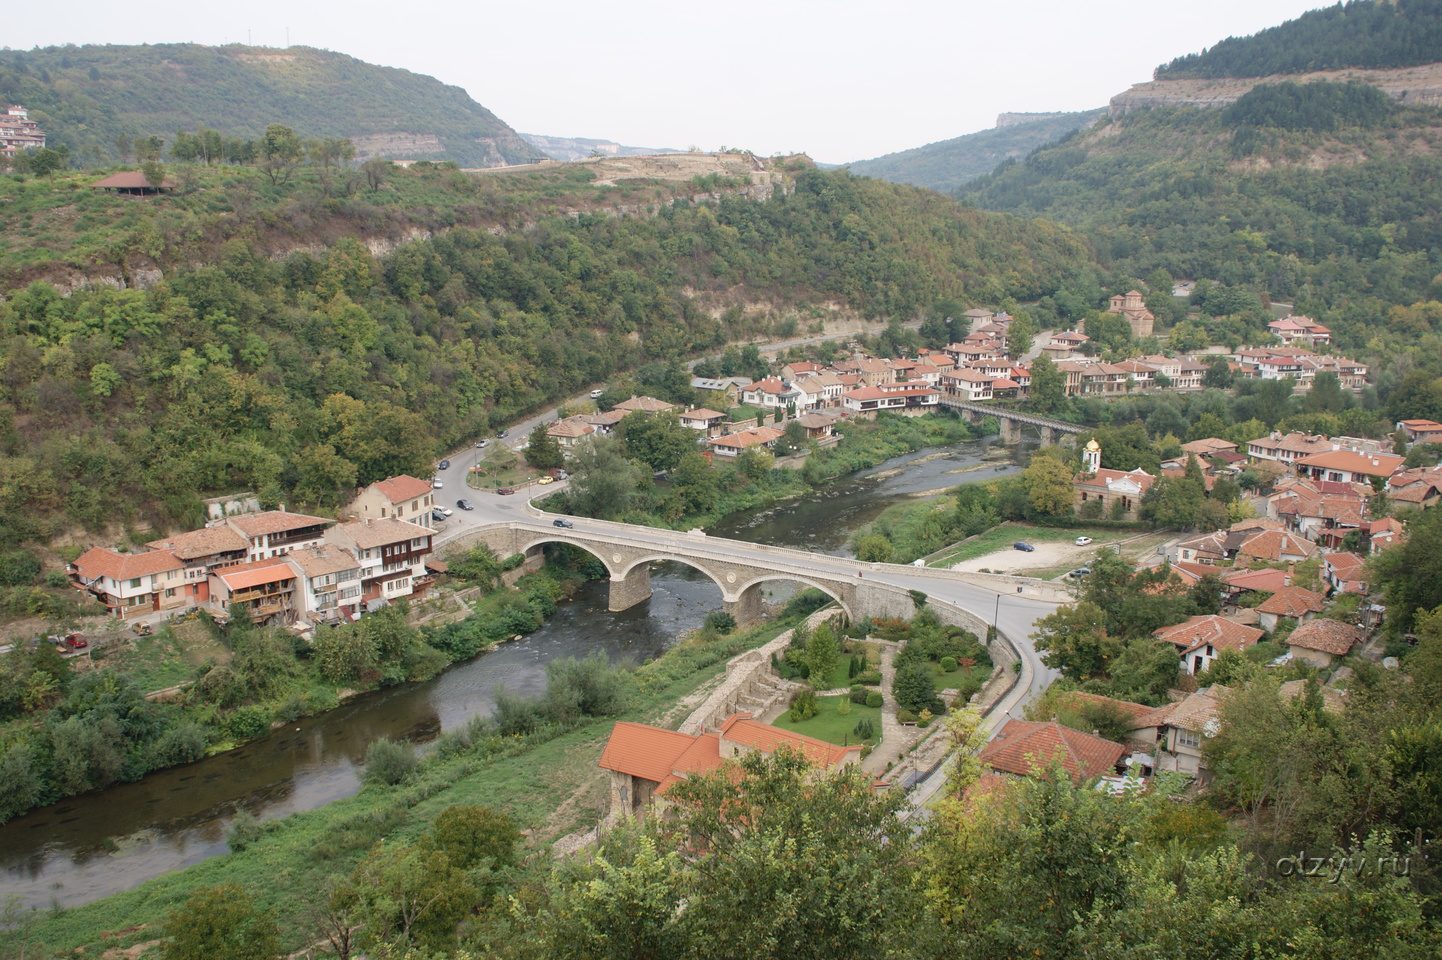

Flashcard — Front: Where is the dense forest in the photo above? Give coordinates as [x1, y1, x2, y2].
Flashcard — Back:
[1156, 0, 1442, 78]
[0, 159, 1090, 546]
[0, 44, 542, 168]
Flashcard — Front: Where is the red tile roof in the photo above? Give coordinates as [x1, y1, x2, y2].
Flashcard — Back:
[145, 526, 249, 561]
[216, 557, 296, 591]
[1287, 618, 1363, 657]
[372, 475, 433, 504]
[228, 511, 331, 538]
[599, 722, 710, 785]
[73, 547, 183, 581]
[1256, 586, 1327, 618]
[1154, 615, 1264, 654]
[978, 720, 1126, 782]
[719, 714, 860, 767]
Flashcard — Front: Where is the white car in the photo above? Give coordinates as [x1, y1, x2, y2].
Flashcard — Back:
[590, 389, 604, 399]
[1075, 536, 1093, 546]
[442, 506, 454, 517]
[433, 479, 444, 489]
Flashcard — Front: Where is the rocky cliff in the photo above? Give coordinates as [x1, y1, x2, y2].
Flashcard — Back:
[1110, 62, 1442, 115]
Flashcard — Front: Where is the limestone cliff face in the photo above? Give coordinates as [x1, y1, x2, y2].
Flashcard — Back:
[1110, 62, 1442, 116]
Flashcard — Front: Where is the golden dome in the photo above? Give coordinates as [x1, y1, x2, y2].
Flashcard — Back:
[1085, 439, 1101, 452]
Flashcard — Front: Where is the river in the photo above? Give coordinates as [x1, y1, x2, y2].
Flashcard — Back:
[0, 436, 1023, 910]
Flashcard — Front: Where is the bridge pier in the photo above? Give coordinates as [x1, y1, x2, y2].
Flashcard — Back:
[608, 563, 652, 612]
[725, 582, 766, 628]
[999, 417, 1020, 443]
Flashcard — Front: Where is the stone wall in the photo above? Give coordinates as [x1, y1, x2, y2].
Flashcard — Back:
[679, 610, 839, 735]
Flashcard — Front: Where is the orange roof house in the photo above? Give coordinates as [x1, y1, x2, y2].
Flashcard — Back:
[1286, 618, 1363, 666]
[1256, 585, 1327, 631]
[1154, 615, 1264, 675]
[598, 713, 860, 822]
[978, 720, 1126, 783]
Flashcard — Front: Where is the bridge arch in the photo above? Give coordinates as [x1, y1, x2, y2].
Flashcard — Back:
[729, 572, 853, 622]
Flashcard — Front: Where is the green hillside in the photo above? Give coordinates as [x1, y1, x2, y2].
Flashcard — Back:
[1157, 0, 1442, 78]
[959, 92, 1442, 350]
[845, 110, 1106, 193]
[0, 44, 542, 168]
[0, 158, 1092, 542]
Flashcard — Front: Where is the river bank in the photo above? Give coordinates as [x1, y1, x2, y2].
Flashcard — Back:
[0, 427, 1028, 917]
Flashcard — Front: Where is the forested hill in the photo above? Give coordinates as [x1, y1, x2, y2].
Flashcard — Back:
[1156, 0, 1442, 79]
[0, 44, 542, 168]
[0, 158, 1092, 545]
[844, 110, 1106, 194]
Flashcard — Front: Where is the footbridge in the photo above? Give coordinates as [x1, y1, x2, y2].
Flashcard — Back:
[939, 398, 1084, 445]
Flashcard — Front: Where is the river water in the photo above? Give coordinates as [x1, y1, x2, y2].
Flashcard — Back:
[0, 436, 1022, 910]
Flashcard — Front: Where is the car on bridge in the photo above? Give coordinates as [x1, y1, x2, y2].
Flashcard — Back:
[1013, 541, 1034, 552]
[552, 518, 574, 528]
[1075, 536, 1093, 546]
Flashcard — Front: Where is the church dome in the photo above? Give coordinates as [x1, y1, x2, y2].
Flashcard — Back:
[1085, 439, 1101, 452]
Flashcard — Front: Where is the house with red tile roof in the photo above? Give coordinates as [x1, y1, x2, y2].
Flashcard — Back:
[350, 475, 437, 530]
[613, 395, 678, 414]
[1286, 618, 1363, 666]
[1322, 552, 1369, 595]
[1236, 530, 1317, 564]
[1365, 517, 1406, 554]
[325, 517, 433, 610]
[144, 525, 250, 606]
[1151, 685, 1230, 781]
[1074, 441, 1155, 521]
[841, 381, 942, 414]
[1396, 419, 1442, 445]
[225, 511, 332, 563]
[678, 408, 729, 438]
[977, 719, 1127, 784]
[706, 426, 785, 457]
[69, 547, 187, 619]
[598, 713, 860, 822]
[1295, 449, 1404, 485]
[1154, 615, 1264, 674]
[1256, 586, 1328, 632]
[208, 557, 299, 623]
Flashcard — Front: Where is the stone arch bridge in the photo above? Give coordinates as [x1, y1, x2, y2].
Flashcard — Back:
[461, 517, 942, 629]
[939, 398, 1084, 445]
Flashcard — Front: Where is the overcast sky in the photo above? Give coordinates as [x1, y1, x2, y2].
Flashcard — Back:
[6, 0, 1324, 164]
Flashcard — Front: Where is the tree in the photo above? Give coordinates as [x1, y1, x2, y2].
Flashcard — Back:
[525, 423, 565, 470]
[1026, 354, 1066, 414]
[1030, 601, 1122, 680]
[894, 660, 938, 712]
[1023, 453, 1075, 518]
[1371, 503, 1442, 634]
[311, 137, 356, 196]
[27, 147, 66, 179]
[620, 411, 696, 472]
[1202, 356, 1235, 389]
[362, 156, 391, 192]
[312, 625, 379, 683]
[428, 804, 520, 871]
[350, 839, 478, 952]
[158, 882, 280, 960]
[258, 123, 303, 184]
[673, 451, 719, 515]
[1008, 313, 1036, 357]
[659, 749, 917, 960]
[855, 533, 893, 563]
[567, 436, 650, 521]
[805, 621, 840, 684]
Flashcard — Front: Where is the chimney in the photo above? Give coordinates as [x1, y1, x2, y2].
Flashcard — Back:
[278, 503, 286, 513]
[1285, 561, 1295, 588]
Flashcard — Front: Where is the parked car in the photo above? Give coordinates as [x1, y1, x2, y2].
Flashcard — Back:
[477, 439, 490, 449]
[432, 479, 444, 489]
[1013, 541, 1035, 552]
[432, 508, 447, 522]
[552, 518, 574, 528]
[63, 632, 88, 649]
[438, 459, 450, 470]
[1075, 536, 1093, 546]
[496, 488, 514, 496]
[131, 621, 153, 637]
[537, 475, 554, 485]
[590, 389, 604, 399]
[1068, 567, 1092, 580]
[912, 559, 926, 567]
[457, 498, 476, 510]
[441, 506, 454, 516]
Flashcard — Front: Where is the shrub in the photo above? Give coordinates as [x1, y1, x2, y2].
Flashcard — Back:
[222, 705, 271, 742]
[226, 809, 264, 852]
[896, 708, 918, 724]
[837, 696, 852, 716]
[853, 669, 882, 685]
[704, 611, 737, 634]
[865, 691, 883, 709]
[894, 661, 938, 713]
[788, 688, 819, 723]
[849, 684, 868, 704]
[363, 737, 418, 786]
[853, 717, 876, 741]
[939, 656, 958, 673]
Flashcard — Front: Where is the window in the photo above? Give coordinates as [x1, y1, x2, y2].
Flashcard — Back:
[1175, 729, 1201, 749]
[165, 588, 176, 598]
[129, 578, 142, 588]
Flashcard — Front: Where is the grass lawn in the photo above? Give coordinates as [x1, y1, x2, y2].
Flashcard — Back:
[933, 663, 992, 693]
[467, 444, 547, 490]
[772, 695, 881, 747]
[811, 660, 855, 691]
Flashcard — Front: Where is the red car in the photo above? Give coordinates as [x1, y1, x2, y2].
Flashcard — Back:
[63, 633, 88, 649]
[496, 488, 514, 496]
